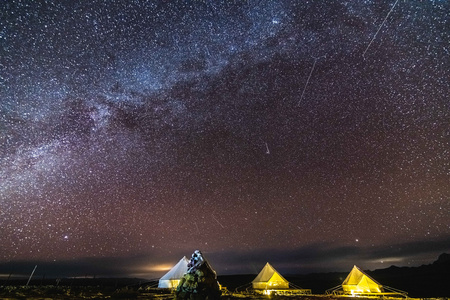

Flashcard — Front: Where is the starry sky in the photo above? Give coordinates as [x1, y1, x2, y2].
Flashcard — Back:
[0, 0, 449, 279]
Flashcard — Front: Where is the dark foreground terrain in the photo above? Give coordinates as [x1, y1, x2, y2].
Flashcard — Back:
[0, 281, 448, 299]
[0, 285, 444, 300]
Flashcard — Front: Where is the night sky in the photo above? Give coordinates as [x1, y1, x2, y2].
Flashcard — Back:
[1, 0, 449, 279]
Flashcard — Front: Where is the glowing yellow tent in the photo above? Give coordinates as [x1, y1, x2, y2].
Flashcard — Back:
[158, 256, 189, 289]
[342, 265, 383, 294]
[252, 262, 289, 290]
[327, 265, 407, 297]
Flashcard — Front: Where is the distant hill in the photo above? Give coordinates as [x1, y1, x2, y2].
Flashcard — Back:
[367, 253, 450, 297]
[218, 253, 450, 297]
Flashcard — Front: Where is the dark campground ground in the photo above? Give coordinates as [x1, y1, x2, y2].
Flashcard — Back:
[0, 273, 447, 300]
[0, 285, 447, 300]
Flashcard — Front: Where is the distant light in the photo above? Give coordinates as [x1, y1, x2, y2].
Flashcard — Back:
[144, 264, 173, 272]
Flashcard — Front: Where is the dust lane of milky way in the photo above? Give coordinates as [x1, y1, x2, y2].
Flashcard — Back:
[0, 0, 448, 277]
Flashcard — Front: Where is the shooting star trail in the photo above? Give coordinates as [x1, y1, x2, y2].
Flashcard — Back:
[297, 58, 318, 106]
[362, 0, 400, 59]
[194, 222, 200, 234]
[212, 215, 225, 228]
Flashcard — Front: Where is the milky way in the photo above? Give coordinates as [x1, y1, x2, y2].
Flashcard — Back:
[0, 0, 449, 277]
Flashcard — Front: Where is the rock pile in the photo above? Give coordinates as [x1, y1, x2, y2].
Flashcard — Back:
[175, 250, 221, 300]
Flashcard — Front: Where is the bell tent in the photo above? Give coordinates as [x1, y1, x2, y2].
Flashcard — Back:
[158, 256, 189, 289]
[342, 265, 382, 294]
[252, 262, 289, 290]
[326, 265, 407, 297]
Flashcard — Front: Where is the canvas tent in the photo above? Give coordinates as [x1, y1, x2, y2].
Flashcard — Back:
[342, 265, 383, 294]
[158, 256, 189, 289]
[252, 262, 289, 290]
[326, 265, 407, 297]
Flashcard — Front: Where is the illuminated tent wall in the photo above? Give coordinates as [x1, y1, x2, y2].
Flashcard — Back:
[252, 262, 289, 290]
[342, 265, 383, 294]
[158, 256, 189, 288]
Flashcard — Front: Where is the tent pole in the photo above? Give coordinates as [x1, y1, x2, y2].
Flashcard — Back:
[26, 265, 37, 286]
